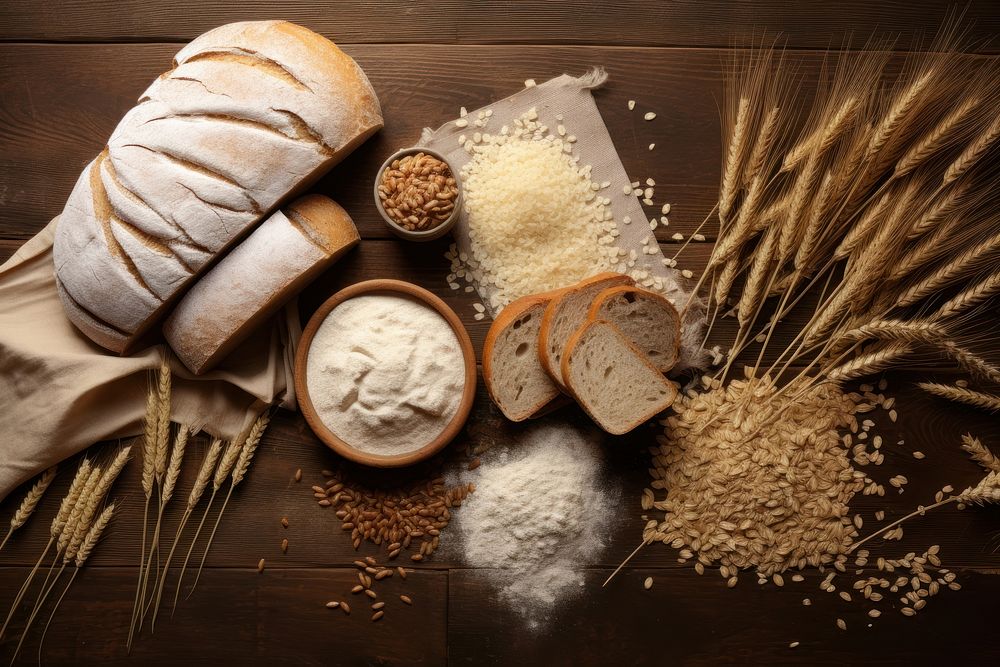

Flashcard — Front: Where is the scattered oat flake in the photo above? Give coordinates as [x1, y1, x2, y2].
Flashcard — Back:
[644, 112, 657, 121]
[524, 79, 536, 88]
[649, 143, 656, 150]
[671, 232, 684, 240]
[628, 100, 636, 110]
[681, 269, 694, 279]
[836, 618, 847, 630]
[789, 641, 800, 648]
[643, 577, 653, 590]
[913, 451, 925, 459]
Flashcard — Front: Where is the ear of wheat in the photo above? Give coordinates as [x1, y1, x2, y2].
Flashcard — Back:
[130, 357, 171, 652]
[850, 469, 1000, 553]
[1, 466, 57, 551]
[189, 411, 273, 597]
[1, 458, 97, 643]
[918, 382, 1000, 412]
[962, 434, 1000, 473]
[150, 438, 224, 632]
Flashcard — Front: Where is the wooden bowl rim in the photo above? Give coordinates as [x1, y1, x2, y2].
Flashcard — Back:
[293, 279, 477, 468]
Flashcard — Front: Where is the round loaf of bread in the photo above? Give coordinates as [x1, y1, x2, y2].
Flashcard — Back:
[53, 21, 382, 353]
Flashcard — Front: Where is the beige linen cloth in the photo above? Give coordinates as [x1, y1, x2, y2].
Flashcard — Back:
[0, 217, 299, 501]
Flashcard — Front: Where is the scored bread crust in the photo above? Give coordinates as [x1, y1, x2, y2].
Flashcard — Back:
[483, 288, 567, 421]
[537, 272, 633, 389]
[560, 319, 678, 434]
[163, 194, 359, 375]
[53, 20, 383, 353]
[587, 285, 681, 372]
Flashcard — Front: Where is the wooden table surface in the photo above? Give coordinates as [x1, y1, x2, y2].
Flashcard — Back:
[2, 2, 1000, 664]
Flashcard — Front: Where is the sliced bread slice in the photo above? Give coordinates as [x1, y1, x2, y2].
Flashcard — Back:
[483, 289, 565, 422]
[587, 285, 681, 372]
[561, 320, 677, 435]
[538, 272, 632, 388]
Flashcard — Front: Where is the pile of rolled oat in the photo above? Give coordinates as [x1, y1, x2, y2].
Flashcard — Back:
[645, 373, 866, 580]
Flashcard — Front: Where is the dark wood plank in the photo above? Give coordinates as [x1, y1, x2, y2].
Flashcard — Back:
[0, 567, 447, 665]
[0, 43, 734, 244]
[10, 43, 979, 246]
[448, 566, 1000, 665]
[1, 371, 997, 573]
[3, 43, 993, 246]
[0, 1, 997, 51]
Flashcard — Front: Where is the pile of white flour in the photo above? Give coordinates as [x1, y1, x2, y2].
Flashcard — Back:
[452, 422, 616, 628]
[305, 294, 465, 455]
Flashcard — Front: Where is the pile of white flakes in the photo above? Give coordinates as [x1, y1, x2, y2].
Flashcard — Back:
[452, 422, 617, 629]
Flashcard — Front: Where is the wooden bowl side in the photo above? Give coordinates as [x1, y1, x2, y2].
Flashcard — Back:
[293, 279, 477, 468]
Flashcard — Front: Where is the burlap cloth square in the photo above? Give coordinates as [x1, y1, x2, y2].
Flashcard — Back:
[417, 69, 703, 366]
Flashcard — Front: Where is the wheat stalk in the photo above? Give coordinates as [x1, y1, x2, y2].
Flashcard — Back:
[75, 502, 115, 569]
[150, 438, 223, 632]
[57, 465, 101, 556]
[231, 413, 269, 487]
[66, 446, 130, 562]
[737, 226, 780, 327]
[140, 389, 156, 498]
[867, 69, 936, 159]
[962, 434, 1000, 473]
[781, 97, 859, 174]
[11, 499, 118, 664]
[826, 344, 912, 384]
[130, 359, 170, 652]
[905, 180, 969, 241]
[837, 320, 945, 347]
[713, 255, 742, 309]
[154, 359, 171, 484]
[778, 152, 821, 260]
[933, 272, 1000, 320]
[0, 461, 87, 642]
[894, 95, 980, 178]
[832, 188, 892, 261]
[918, 382, 1000, 412]
[189, 413, 272, 598]
[37, 501, 119, 664]
[13, 446, 126, 663]
[719, 97, 750, 224]
[793, 170, 834, 273]
[850, 469, 1000, 553]
[0, 466, 57, 551]
[834, 322, 999, 383]
[895, 230, 1000, 307]
[129, 375, 158, 651]
[188, 439, 224, 511]
[744, 106, 781, 185]
[711, 175, 766, 271]
[136, 425, 190, 632]
[943, 114, 1000, 185]
[938, 342, 1000, 385]
[172, 438, 241, 615]
[162, 426, 189, 507]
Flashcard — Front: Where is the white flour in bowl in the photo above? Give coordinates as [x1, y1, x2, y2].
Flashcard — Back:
[306, 294, 465, 455]
[452, 422, 616, 629]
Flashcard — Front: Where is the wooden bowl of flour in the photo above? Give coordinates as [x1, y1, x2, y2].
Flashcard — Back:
[294, 279, 477, 467]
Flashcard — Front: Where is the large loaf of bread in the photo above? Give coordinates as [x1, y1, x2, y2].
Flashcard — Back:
[53, 21, 382, 353]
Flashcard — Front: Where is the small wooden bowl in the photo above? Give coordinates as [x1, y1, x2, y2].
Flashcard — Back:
[373, 147, 463, 242]
[294, 279, 477, 467]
